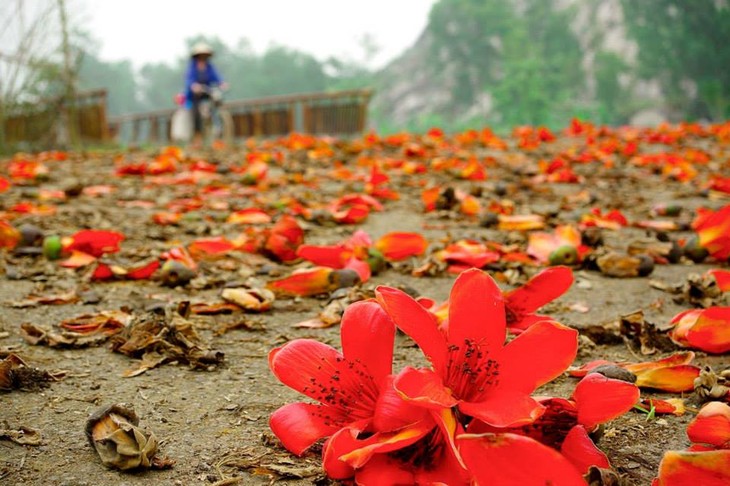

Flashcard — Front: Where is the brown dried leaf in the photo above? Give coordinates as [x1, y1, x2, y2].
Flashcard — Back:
[619, 310, 676, 355]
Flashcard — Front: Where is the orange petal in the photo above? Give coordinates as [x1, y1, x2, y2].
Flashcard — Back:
[498, 214, 545, 231]
[670, 308, 730, 354]
[59, 250, 97, 268]
[266, 267, 334, 297]
[0, 221, 21, 249]
[707, 269, 730, 292]
[188, 237, 236, 259]
[656, 450, 730, 486]
[374, 232, 428, 261]
[623, 351, 696, 373]
[632, 365, 700, 393]
[226, 208, 272, 224]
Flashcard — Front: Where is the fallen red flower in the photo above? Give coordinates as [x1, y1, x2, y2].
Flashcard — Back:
[469, 373, 639, 474]
[376, 268, 578, 430]
[264, 215, 305, 263]
[669, 307, 730, 354]
[269, 300, 423, 459]
[64, 230, 125, 258]
[692, 204, 730, 260]
[0, 176, 10, 193]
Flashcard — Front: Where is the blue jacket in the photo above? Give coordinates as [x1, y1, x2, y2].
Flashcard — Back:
[184, 60, 223, 103]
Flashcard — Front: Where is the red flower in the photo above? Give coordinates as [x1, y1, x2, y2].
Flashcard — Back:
[376, 268, 578, 428]
[64, 230, 125, 258]
[264, 215, 304, 262]
[269, 300, 421, 457]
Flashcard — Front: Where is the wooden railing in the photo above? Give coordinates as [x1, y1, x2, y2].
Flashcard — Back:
[107, 88, 373, 144]
[3, 89, 109, 145]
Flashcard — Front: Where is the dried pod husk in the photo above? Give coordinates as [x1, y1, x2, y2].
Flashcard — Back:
[584, 465, 622, 486]
[221, 287, 275, 312]
[627, 239, 681, 264]
[596, 252, 654, 278]
[85, 403, 165, 471]
[158, 260, 197, 287]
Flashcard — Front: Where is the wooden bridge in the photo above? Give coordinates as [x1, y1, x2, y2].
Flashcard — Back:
[2, 88, 373, 148]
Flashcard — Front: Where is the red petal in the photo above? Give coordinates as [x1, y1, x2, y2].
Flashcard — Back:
[266, 267, 334, 297]
[499, 320, 578, 393]
[340, 300, 395, 386]
[393, 367, 457, 410]
[458, 432, 585, 486]
[459, 390, 544, 427]
[344, 257, 371, 282]
[656, 450, 730, 486]
[269, 402, 345, 456]
[504, 266, 574, 319]
[372, 375, 429, 432]
[374, 232, 428, 261]
[354, 454, 415, 484]
[447, 268, 507, 353]
[297, 244, 352, 268]
[572, 373, 640, 430]
[687, 402, 730, 448]
[269, 339, 377, 416]
[126, 260, 160, 280]
[560, 425, 610, 473]
[91, 262, 114, 280]
[376, 286, 448, 371]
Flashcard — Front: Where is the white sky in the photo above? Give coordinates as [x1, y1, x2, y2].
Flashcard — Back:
[82, 0, 437, 69]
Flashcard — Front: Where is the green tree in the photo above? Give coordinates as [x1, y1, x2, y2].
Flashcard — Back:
[78, 53, 139, 115]
[622, 0, 730, 120]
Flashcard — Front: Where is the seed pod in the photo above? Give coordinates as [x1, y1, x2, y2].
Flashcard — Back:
[85, 404, 159, 471]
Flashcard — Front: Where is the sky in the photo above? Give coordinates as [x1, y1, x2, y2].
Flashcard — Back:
[82, 0, 437, 69]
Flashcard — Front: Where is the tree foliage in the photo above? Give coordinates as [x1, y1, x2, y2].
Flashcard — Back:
[622, 0, 730, 120]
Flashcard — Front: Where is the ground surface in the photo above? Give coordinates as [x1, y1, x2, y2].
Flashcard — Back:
[1, 128, 729, 485]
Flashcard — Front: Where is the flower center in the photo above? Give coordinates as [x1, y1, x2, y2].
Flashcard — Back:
[390, 428, 444, 471]
[303, 356, 380, 426]
[517, 399, 579, 448]
[444, 338, 500, 402]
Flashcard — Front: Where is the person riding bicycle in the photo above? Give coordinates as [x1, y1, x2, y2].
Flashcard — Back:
[185, 42, 227, 144]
